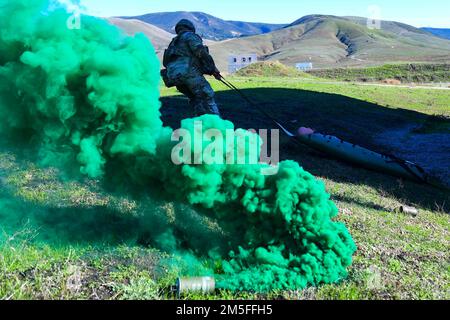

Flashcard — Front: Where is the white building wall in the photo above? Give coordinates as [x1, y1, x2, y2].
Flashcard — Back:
[295, 62, 313, 71]
[228, 54, 258, 73]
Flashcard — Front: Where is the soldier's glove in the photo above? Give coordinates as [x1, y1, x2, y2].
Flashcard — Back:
[212, 68, 222, 80]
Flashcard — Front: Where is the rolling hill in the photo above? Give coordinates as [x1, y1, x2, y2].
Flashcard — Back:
[421, 28, 450, 40]
[120, 11, 286, 41]
[108, 18, 174, 58]
[208, 15, 450, 71]
[110, 15, 450, 72]
[108, 17, 216, 61]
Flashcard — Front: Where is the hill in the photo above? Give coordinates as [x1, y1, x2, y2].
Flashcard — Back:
[109, 18, 218, 61]
[235, 61, 305, 77]
[120, 11, 286, 40]
[209, 15, 450, 71]
[108, 18, 174, 58]
[110, 15, 450, 72]
[421, 28, 450, 40]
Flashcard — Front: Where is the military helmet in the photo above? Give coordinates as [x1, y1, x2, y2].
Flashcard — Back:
[175, 19, 196, 34]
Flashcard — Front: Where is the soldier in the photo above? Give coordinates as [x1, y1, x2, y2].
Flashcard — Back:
[161, 19, 221, 117]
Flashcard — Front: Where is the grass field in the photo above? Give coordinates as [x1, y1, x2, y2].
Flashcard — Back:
[308, 64, 450, 83]
[1, 77, 449, 300]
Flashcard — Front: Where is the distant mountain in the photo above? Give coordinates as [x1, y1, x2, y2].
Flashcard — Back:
[209, 15, 450, 70]
[421, 28, 450, 40]
[120, 11, 287, 41]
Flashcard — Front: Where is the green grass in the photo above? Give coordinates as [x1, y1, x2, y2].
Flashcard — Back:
[235, 61, 307, 78]
[308, 63, 450, 83]
[217, 76, 450, 116]
[1, 77, 449, 300]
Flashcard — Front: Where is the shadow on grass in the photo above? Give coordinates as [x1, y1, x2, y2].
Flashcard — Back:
[0, 182, 228, 253]
[161, 87, 449, 213]
[0, 87, 447, 249]
[160, 87, 435, 146]
[0, 189, 139, 245]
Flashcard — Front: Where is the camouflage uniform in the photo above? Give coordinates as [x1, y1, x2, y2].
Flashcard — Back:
[162, 20, 221, 116]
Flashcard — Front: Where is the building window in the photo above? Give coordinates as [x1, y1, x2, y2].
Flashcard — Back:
[242, 57, 246, 62]
[233, 58, 237, 63]
[249, 57, 252, 62]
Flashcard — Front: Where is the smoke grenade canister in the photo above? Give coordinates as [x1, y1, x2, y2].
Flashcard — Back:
[176, 277, 216, 295]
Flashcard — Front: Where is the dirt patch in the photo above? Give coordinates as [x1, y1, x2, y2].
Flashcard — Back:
[382, 79, 402, 85]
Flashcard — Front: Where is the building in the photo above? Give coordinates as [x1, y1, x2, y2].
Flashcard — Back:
[295, 62, 313, 71]
[228, 54, 258, 74]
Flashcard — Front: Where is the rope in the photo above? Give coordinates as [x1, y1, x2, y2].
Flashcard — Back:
[218, 76, 295, 137]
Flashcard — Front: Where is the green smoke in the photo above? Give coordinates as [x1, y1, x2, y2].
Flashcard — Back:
[0, 0, 356, 291]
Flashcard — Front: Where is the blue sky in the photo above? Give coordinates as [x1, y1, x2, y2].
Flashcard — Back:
[79, 0, 450, 28]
